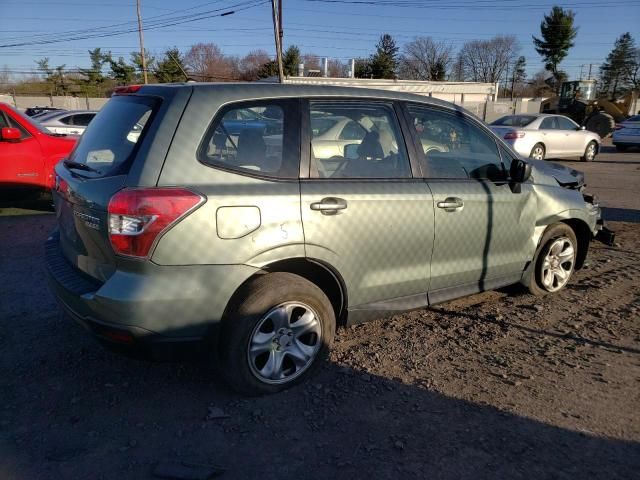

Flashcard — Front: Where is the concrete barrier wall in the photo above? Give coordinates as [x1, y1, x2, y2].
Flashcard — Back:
[0, 94, 109, 111]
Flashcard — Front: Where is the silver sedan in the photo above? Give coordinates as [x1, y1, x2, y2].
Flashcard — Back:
[35, 110, 97, 136]
[490, 114, 601, 161]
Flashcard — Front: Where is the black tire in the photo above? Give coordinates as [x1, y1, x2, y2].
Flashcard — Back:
[529, 143, 545, 160]
[218, 272, 335, 395]
[615, 144, 628, 152]
[522, 223, 578, 297]
[580, 141, 598, 162]
[585, 112, 615, 138]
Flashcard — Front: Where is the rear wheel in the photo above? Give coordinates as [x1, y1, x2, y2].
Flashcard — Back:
[219, 272, 335, 395]
[529, 143, 545, 160]
[581, 141, 598, 162]
[523, 223, 577, 296]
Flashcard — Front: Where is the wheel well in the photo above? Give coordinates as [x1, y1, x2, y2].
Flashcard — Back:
[562, 219, 591, 270]
[257, 258, 347, 326]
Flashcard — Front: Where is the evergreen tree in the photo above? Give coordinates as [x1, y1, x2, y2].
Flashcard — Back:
[79, 48, 108, 86]
[108, 55, 136, 85]
[130, 49, 155, 81]
[369, 34, 399, 79]
[532, 6, 577, 91]
[354, 57, 372, 79]
[154, 48, 188, 83]
[600, 33, 637, 99]
[282, 45, 301, 77]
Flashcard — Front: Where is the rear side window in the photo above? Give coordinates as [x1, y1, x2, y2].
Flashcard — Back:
[67, 96, 157, 177]
[406, 103, 506, 181]
[199, 100, 299, 179]
[72, 113, 95, 126]
[59, 115, 73, 125]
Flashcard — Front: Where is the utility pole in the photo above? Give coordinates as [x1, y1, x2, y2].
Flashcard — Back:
[587, 63, 593, 81]
[579, 64, 584, 80]
[271, 0, 284, 82]
[136, 0, 148, 84]
[511, 64, 516, 102]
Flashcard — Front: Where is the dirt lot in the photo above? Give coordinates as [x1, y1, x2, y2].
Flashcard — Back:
[0, 146, 639, 479]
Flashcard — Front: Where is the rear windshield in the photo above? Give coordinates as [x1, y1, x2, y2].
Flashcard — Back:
[66, 95, 157, 177]
[491, 115, 537, 127]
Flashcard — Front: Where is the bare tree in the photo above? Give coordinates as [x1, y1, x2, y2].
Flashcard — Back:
[399, 37, 453, 81]
[458, 35, 520, 83]
[184, 43, 237, 81]
[327, 59, 345, 77]
[238, 50, 272, 80]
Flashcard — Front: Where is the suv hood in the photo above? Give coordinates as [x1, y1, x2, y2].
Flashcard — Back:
[528, 159, 585, 189]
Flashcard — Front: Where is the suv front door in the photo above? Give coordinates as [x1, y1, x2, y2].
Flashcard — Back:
[403, 103, 537, 303]
[300, 100, 434, 322]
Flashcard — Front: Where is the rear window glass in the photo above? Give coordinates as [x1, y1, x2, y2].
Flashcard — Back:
[67, 96, 156, 177]
[491, 115, 537, 127]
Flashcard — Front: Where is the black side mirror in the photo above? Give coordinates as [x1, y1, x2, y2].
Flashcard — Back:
[510, 158, 532, 183]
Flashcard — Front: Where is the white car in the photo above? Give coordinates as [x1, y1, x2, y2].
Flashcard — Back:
[612, 115, 640, 151]
[35, 110, 97, 136]
[490, 114, 601, 161]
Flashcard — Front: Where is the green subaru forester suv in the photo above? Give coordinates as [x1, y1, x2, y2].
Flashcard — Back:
[46, 83, 609, 394]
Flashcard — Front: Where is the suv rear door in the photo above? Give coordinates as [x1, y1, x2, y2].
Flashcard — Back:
[52, 89, 190, 282]
[300, 99, 434, 321]
[402, 102, 536, 304]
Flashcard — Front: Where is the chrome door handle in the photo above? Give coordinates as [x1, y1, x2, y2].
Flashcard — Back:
[437, 197, 464, 211]
[310, 197, 347, 215]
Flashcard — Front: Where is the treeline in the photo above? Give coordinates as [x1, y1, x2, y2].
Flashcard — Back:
[2, 6, 638, 100]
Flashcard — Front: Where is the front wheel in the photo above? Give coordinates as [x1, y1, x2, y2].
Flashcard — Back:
[523, 223, 578, 296]
[218, 272, 335, 395]
[529, 143, 545, 160]
[581, 141, 598, 162]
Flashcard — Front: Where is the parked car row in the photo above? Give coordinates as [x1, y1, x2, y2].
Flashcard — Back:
[0, 102, 77, 197]
[43, 84, 610, 395]
[613, 114, 640, 151]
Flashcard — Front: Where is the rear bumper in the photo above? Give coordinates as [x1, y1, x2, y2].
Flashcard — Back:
[45, 230, 258, 358]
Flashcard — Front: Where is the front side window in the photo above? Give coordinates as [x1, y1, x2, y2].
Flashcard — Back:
[557, 116, 578, 130]
[309, 101, 411, 179]
[407, 104, 506, 180]
[199, 101, 297, 178]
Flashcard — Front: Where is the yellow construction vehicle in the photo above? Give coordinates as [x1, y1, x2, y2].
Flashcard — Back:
[540, 80, 639, 137]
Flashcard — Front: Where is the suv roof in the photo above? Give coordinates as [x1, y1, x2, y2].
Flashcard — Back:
[135, 82, 460, 111]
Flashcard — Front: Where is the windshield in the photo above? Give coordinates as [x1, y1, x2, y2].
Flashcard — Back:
[66, 95, 157, 177]
[491, 115, 537, 127]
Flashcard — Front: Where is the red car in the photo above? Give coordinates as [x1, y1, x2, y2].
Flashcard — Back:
[0, 102, 77, 198]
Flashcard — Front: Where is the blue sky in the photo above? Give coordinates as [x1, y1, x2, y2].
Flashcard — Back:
[1, 0, 639, 82]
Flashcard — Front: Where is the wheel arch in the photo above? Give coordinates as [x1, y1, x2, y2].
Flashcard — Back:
[222, 257, 348, 329]
[561, 218, 591, 270]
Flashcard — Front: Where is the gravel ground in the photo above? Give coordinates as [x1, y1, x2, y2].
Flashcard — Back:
[0, 214, 639, 480]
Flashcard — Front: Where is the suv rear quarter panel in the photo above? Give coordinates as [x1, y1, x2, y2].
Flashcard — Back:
[153, 86, 305, 267]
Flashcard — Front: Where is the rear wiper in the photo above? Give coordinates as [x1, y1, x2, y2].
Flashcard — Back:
[63, 160, 100, 173]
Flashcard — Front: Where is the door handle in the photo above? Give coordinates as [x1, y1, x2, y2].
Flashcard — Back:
[310, 197, 347, 215]
[437, 197, 464, 212]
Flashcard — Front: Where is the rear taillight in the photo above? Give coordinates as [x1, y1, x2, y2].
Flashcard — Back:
[504, 130, 526, 140]
[108, 187, 205, 258]
[113, 85, 143, 95]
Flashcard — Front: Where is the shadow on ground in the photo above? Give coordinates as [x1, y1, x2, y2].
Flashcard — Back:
[601, 207, 640, 223]
[0, 216, 638, 479]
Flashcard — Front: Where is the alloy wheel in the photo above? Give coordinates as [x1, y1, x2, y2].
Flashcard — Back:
[247, 302, 322, 385]
[541, 237, 575, 292]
